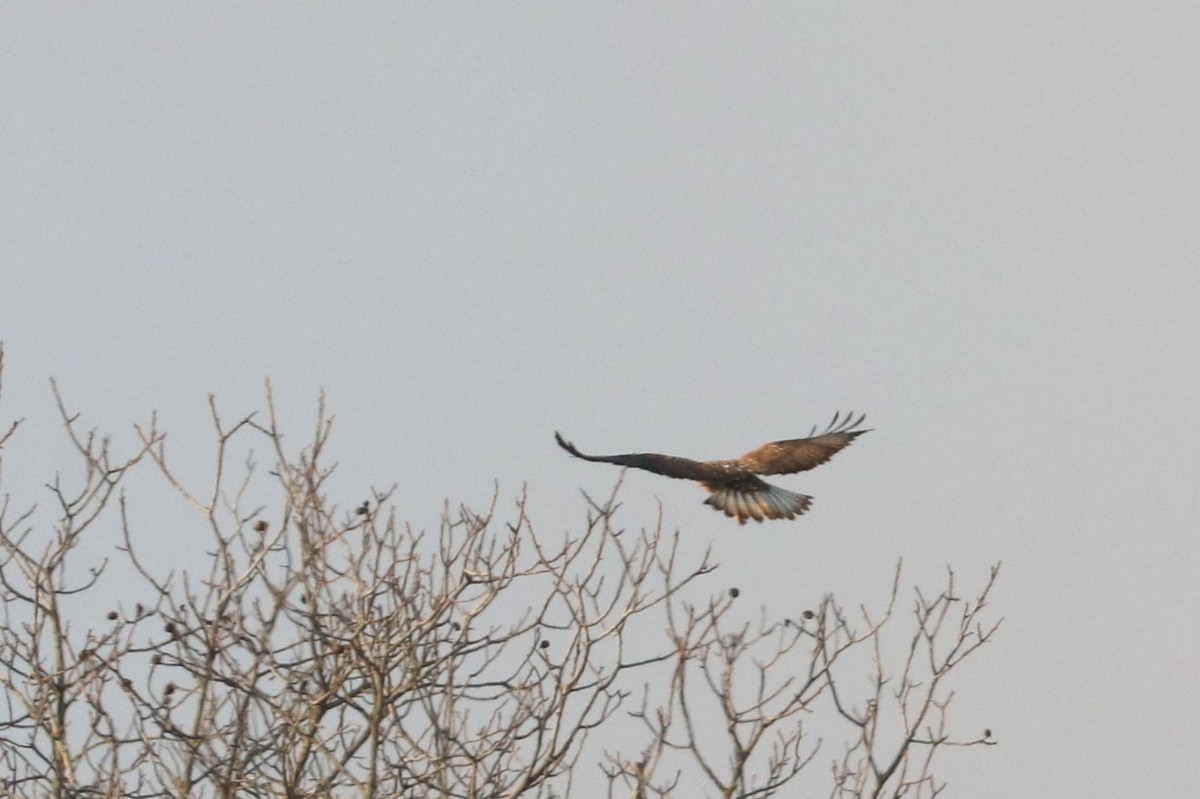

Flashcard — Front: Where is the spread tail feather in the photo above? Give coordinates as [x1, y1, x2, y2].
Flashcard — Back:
[703, 484, 813, 525]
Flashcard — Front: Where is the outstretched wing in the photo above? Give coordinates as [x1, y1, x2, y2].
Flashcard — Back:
[737, 412, 870, 476]
[554, 432, 718, 482]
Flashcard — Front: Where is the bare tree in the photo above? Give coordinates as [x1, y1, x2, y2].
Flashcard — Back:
[0, 349, 1000, 798]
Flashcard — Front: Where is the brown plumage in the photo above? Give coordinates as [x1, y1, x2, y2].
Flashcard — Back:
[554, 412, 869, 525]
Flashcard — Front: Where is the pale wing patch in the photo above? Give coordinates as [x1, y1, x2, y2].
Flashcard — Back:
[738, 412, 869, 476]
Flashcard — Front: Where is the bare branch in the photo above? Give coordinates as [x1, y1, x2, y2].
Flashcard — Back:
[0, 350, 1000, 798]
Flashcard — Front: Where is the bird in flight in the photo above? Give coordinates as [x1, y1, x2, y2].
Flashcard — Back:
[554, 412, 869, 525]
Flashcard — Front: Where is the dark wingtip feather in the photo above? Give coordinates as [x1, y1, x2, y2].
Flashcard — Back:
[555, 431, 581, 457]
[820, 411, 870, 436]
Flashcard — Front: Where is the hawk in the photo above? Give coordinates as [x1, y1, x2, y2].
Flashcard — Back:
[554, 412, 869, 525]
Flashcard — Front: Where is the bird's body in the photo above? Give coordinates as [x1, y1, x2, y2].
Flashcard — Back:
[554, 412, 869, 524]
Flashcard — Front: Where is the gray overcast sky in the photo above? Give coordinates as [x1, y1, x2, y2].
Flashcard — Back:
[2, 4, 1198, 796]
